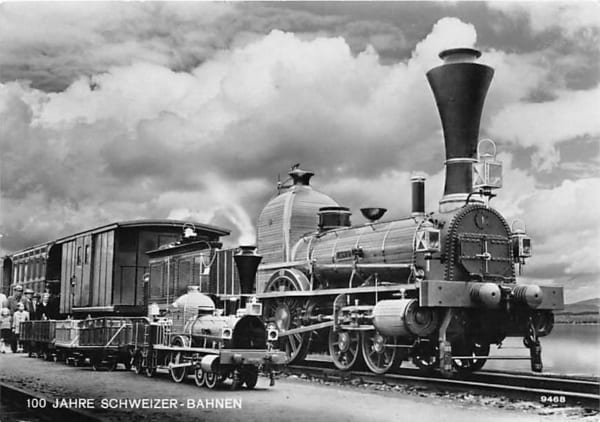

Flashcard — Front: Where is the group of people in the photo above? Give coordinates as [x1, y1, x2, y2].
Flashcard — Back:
[0, 285, 58, 353]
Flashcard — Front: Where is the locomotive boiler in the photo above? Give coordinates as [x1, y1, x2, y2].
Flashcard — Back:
[255, 47, 564, 375]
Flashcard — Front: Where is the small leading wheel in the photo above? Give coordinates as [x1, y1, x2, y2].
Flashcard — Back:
[361, 331, 397, 374]
[204, 372, 219, 389]
[328, 328, 363, 370]
[411, 340, 438, 373]
[170, 352, 187, 383]
[242, 367, 259, 389]
[452, 341, 490, 373]
[194, 368, 206, 388]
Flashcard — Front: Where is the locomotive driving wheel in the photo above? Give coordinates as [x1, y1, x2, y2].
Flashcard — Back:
[170, 352, 187, 383]
[328, 328, 363, 370]
[265, 270, 310, 364]
[361, 331, 397, 374]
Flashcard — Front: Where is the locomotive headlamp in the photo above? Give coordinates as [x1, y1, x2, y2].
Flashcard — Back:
[511, 220, 532, 260]
[473, 139, 503, 190]
[415, 224, 441, 253]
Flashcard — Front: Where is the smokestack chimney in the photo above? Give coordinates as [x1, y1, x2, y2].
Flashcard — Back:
[426, 48, 494, 212]
[411, 174, 426, 218]
[234, 245, 262, 295]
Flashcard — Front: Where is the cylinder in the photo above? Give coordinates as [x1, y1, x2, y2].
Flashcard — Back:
[234, 246, 262, 295]
[426, 48, 494, 211]
[513, 285, 544, 309]
[372, 299, 438, 338]
[411, 175, 426, 217]
[469, 282, 501, 309]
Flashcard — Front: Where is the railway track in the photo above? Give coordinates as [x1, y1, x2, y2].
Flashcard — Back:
[285, 360, 600, 409]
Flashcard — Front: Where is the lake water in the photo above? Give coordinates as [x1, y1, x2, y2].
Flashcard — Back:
[484, 324, 600, 377]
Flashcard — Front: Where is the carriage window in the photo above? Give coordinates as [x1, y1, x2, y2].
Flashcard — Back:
[149, 263, 163, 298]
[84, 245, 90, 264]
[77, 246, 82, 266]
[178, 260, 192, 296]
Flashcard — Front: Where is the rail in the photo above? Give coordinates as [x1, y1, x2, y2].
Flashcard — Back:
[285, 360, 600, 409]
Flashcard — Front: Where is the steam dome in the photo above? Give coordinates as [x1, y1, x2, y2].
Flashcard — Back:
[257, 168, 339, 264]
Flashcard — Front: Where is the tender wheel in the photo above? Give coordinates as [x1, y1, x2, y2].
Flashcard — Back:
[194, 368, 206, 388]
[411, 339, 438, 373]
[361, 331, 397, 374]
[145, 365, 156, 378]
[328, 328, 363, 370]
[91, 358, 101, 371]
[452, 341, 490, 373]
[170, 352, 187, 383]
[123, 355, 133, 371]
[242, 366, 259, 389]
[264, 272, 310, 364]
[204, 372, 219, 389]
[133, 354, 144, 375]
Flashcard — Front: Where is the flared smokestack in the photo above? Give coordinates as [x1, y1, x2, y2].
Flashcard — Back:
[426, 48, 494, 211]
[234, 245, 263, 295]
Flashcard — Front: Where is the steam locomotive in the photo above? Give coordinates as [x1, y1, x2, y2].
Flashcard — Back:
[253, 48, 564, 375]
[19, 246, 286, 390]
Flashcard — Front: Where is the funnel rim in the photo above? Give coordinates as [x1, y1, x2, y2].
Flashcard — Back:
[439, 47, 481, 60]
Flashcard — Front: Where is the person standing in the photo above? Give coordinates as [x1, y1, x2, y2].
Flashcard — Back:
[35, 293, 56, 320]
[0, 308, 12, 353]
[23, 289, 35, 315]
[12, 302, 29, 352]
[6, 285, 24, 314]
[0, 292, 7, 308]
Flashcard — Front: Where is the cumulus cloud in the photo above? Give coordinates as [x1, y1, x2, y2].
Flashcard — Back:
[488, 85, 600, 171]
[488, 2, 600, 37]
[1, 7, 598, 302]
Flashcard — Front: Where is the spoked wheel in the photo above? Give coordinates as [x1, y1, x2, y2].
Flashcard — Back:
[145, 353, 156, 378]
[194, 368, 206, 388]
[329, 328, 363, 370]
[241, 366, 259, 389]
[452, 341, 490, 373]
[361, 331, 397, 374]
[133, 354, 144, 375]
[204, 372, 219, 389]
[123, 353, 133, 371]
[265, 271, 310, 364]
[411, 340, 438, 373]
[145, 364, 156, 378]
[170, 352, 187, 383]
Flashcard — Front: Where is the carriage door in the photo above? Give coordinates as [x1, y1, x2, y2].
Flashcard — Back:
[78, 234, 93, 307]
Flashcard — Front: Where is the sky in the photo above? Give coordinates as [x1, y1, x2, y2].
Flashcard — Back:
[0, 2, 598, 303]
